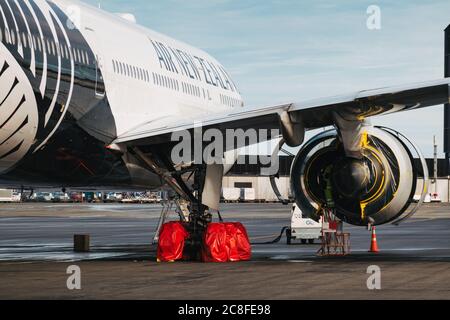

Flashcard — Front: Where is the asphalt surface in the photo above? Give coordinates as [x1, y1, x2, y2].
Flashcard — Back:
[0, 203, 449, 299]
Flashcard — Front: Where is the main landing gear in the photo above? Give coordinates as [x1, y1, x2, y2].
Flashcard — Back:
[132, 147, 250, 263]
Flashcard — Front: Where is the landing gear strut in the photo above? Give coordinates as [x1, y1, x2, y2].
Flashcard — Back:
[131, 147, 214, 260]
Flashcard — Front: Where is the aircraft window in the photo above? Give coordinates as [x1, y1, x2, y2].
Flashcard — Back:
[85, 52, 89, 65]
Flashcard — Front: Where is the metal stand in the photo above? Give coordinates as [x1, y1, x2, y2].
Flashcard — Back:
[317, 208, 351, 256]
[153, 198, 191, 244]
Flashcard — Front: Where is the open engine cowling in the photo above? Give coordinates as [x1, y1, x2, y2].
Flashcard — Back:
[290, 126, 428, 226]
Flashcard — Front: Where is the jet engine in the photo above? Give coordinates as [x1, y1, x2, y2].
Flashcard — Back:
[290, 126, 429, 226]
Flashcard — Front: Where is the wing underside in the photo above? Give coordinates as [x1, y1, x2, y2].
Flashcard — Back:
[114, 78, 450, 146]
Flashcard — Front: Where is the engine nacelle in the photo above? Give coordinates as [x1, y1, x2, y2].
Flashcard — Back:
[290, 126, 428, 226]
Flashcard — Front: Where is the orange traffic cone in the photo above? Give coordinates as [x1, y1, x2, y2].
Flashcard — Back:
[369, 227, 380, 253]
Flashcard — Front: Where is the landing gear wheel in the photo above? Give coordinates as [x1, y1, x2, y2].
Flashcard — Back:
[308, 239, 315, 245]
[301, 239, 307, 245]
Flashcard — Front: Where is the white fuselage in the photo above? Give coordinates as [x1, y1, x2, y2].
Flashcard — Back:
[57, 0, 244, 138]
[0, 0, 244, 189]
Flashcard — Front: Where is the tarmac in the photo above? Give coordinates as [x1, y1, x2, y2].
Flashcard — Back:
[0, 202, 449, 299]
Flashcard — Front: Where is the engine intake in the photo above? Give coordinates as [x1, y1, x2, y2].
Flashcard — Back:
[290, 126, 428, 226]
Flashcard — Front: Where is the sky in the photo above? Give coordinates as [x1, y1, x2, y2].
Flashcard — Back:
[83, 0, 450, 157]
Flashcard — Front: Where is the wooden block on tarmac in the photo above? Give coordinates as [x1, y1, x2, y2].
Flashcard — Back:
[74, 234, 90, 252]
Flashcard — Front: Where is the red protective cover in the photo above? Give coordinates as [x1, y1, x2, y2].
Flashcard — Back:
[203, 223, 228, 263]
[233, 222, 252, 261]
[157, 222, 189, 262]
[203, 223, 252, 262]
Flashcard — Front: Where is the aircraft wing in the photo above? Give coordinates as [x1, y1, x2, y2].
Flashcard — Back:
[113, 78, 450, 146]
